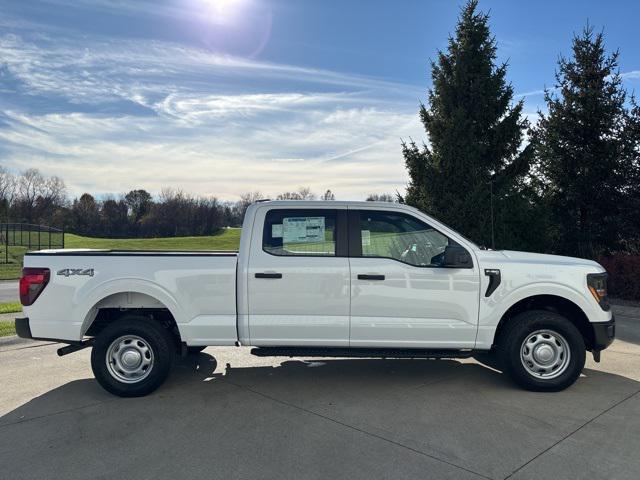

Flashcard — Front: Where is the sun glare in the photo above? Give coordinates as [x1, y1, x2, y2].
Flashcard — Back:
[199, 0, 247, 23]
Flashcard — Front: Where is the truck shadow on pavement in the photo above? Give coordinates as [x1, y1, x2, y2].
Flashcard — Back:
[2, 351, 639, 479]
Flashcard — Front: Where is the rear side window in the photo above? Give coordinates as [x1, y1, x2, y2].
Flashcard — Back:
[263, 209, 337, 257]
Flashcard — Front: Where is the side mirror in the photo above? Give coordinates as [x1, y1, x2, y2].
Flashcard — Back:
[442, 245, 473, 268]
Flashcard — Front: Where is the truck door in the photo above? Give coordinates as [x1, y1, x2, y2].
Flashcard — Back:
[247, 207, 350, 346]
[348, 208, 480, 349]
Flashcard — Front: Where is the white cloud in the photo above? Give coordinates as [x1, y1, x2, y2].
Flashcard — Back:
[1, 102, 422, 200]
[0, 28, 425, 200]
[515, 89, 546, 99]
[153, 92, 365, 124]
[0, 32, 421, 109]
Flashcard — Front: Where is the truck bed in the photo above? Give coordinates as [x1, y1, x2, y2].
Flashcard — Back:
[26, 249, 238, 256]
[23, 249, 239, 344]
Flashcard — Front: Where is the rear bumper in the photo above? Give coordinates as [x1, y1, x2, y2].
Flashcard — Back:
[15, 317, 33, 339]
[592, 315, 615, 351]
[14, 317, 79, 344]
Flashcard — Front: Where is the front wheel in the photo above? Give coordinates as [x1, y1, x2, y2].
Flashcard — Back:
[498, 310, 586, 392]
[91, 316, 175, 397]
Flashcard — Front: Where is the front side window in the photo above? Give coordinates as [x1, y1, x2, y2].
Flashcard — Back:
[359, 211, 456, 267]
[263, 209, 337, 256]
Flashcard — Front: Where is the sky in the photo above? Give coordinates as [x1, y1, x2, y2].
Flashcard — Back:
[1, 0, 639, 201]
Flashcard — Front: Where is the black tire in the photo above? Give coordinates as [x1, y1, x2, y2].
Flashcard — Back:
[497, 310, 586, 392]
[187, 346, 206, 354]
[91, 315, 175, 397]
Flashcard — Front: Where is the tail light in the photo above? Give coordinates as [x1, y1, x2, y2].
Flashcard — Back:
[19, 268, 50, 306]
[587, 273, 610, 311]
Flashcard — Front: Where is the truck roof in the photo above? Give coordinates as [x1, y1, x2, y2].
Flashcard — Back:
[253, 200, 410, 209]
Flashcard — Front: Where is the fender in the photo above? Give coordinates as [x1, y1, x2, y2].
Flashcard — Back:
[77, 277, 188, 339]
[476, 281, 605, 349]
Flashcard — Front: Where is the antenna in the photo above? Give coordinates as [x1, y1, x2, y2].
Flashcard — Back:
[490, 179, 495, 250]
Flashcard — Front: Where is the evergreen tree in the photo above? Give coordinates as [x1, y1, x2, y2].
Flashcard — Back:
[403, 0, 532, 249]
[530, 25, 640, 257]
[622, 102, 640, 252]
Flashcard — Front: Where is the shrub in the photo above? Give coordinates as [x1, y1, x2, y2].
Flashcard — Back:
[598, 254, 640, 300]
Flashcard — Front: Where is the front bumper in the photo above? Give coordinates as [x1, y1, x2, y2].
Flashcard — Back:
[592, 315, 615, 351]
[15, 317, 33, 339]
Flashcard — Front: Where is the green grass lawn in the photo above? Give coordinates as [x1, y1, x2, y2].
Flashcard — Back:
[65, 228, 241, 250]
[0, 302, 21, 337]
[0, 302, 22, 314]
[0, 246, 27, 280]
[0, 228, 242, 280]
[0, 321, 15, 337]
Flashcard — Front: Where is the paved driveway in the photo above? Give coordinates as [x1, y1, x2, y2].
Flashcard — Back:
[1, 306, 639, 480]
[0, 281, 18, 303]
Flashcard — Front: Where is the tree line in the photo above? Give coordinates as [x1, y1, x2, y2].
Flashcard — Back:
[0, 169, 262, 237]
[0, 170, 262, 237]
[0, 171, 395, 238]
[404, 1, 640, 261]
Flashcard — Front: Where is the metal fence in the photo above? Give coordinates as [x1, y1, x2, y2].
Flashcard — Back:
[1, 223, 65, 263]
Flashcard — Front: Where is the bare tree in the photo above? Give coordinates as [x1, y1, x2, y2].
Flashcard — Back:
[277, 187, 316, 200]
[0, 166, 16, 221]
[18, 169, 45, 207]
[239, 191, 263, 206]
[0, 167, 16, 201]
[15, 169, 48, 222]
[366, 193, 396, 202]
[35, 174, 67, 224]
[276, 191, 301, 200]
[42, 175, 67, 205]
[234, 191, 263, 224]
[297, 187, 315, 200]
[321, 189, 335, 200]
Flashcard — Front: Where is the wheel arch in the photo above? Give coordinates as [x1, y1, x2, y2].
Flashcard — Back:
[492, 294, 595, 350]
[78, 280, 187, 342]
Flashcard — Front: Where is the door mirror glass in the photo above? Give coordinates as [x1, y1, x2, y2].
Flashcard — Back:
[442, 245, 473, 268]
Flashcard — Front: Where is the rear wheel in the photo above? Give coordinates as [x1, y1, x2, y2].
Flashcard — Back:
[91, 315, 175, 397]
[498, 310, 586, 392]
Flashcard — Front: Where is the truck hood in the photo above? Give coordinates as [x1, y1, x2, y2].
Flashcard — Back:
[476, 249, 603, 270]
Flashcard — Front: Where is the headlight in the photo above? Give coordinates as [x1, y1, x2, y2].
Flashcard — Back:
[587, 273, 610, 311]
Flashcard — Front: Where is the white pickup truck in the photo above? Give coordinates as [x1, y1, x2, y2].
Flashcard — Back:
[16, 200, 615, 396]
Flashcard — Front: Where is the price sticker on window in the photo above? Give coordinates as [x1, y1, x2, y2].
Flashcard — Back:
[272, 224, 283, 238]
[283, 217, 325, 243]
[362, 229, 371, 246]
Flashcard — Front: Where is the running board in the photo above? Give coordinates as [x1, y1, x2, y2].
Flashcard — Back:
[250, 347, 474, 359]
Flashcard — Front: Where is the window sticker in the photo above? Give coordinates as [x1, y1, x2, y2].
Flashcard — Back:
[272, 224, 283, 238]
[283, 217, 325, 243]
[361, 229, 371, 246]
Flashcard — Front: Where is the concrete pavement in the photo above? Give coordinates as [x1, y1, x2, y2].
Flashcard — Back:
[0, 281, 18, 303]
[1, 309, 639, 480]
[614, 303, 640, 345]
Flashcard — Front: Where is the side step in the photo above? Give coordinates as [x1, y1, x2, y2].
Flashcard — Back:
[250, 346, 473, 359]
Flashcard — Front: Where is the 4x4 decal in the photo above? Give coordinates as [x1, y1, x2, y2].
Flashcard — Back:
[57, 268, 94, 277]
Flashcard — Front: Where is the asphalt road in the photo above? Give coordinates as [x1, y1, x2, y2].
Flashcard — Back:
[0, 281, 17, 303]
[1, 306, 639, 480]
